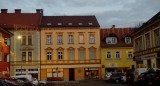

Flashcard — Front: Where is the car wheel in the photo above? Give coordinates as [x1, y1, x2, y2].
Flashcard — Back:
[116, 80, 119, 83]
[40, 83, 44, 86]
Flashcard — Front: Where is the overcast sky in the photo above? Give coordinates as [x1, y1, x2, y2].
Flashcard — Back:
[0, 0, 160, 28]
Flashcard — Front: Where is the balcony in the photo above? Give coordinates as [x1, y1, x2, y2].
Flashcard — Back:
[41, 59, 101, 65]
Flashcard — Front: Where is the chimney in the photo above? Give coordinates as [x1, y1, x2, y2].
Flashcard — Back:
[111, 25, 115, 29]
[36, 9, 43, 14]
[15, 9, 21, 13]
[1, 9, 8, 13]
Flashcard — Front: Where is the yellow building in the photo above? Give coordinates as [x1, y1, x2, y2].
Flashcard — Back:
[40, 16, 101, 81]
[100, 27, 135, 76]
[132, 11, 160, 68]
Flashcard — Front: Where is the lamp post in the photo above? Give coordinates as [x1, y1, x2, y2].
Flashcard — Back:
[17, 35, 22, 74]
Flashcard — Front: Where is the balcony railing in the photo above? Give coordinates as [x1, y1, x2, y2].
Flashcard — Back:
[10, 59, 101, 66]
[10, 61, 40, 66]
[41, 59, 101, 65]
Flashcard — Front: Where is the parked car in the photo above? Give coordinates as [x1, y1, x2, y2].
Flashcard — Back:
[0, 78, 24, 86]
[126, 69, 134, 84]
[109, 72, 122, 83]
[0, 79, 21, 86]
[121, 73, 127, 83]
[39, 80, 47, 86]
[11, 75, 39, 86]
[104, 72, 112, 80]
[14, 77, 34, 86]
[137, 71, 160, 85]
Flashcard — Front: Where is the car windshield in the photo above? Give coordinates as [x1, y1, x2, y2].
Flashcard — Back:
[112, 73, 122, 76]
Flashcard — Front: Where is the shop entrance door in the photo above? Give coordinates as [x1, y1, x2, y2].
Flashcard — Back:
[147, 60, 151, 68]
[69, 68, 75, 81]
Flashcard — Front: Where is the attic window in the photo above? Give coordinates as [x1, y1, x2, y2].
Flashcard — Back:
[68, 23, 72, 25]
[57, 23, 62, 26]
[88, 23, 93, 26]
[47, 23, 52, 26]
[78, 23, 83, 26]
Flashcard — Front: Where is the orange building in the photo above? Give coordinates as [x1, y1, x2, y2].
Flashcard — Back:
[0, 26, 13, 78]
[40, 16, 101, 81]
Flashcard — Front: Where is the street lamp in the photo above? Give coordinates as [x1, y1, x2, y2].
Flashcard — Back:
[17, 35, 22, 74]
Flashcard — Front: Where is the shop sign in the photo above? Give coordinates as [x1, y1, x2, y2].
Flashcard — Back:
[141, 53, 156, 60]
[85, 68, 98, 70]
[108, 63, 117, 67]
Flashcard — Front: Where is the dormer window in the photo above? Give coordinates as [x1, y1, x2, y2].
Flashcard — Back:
[106, 37, 117, 44]
[125, 37, 131, 44]
[78, 23, 83, 26]
[88, 23, 93, 26]
[47, 23, 52, 26]
[57, 23, 62, 26]
[68, 23, 72, 25]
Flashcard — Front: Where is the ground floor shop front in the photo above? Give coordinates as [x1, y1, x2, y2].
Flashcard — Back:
[40, 64, 101, 81]
[135, 52, 160, 69]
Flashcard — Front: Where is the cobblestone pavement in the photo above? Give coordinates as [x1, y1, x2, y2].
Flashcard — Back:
[46, 80, 136, 86]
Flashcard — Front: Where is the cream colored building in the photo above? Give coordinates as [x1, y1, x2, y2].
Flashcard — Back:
[40, 16, 101, 81]
[0, 9, 43, 79]
[132, 11, 160, 68]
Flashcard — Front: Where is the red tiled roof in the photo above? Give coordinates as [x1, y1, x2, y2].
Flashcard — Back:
[41, 16, 100, 27]
[100, 28, 133, 47]
[0, 9, 42, 29]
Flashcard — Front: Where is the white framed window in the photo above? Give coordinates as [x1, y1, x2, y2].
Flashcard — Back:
[106, 37, 117, 44]
[106, 51, 111, 59]
[28, 52, 32, 61]
[68, 23, 72, 25]
[90, 34, 95, 44]
[90, 51, 95, 60]
[78, 23, 83, 26]
[22, 52, 26, 61]
[0, 52, 2, 61]
[128, 51, 133, 59]
[47, 35, 52, 44]
[47, 22, 52, 26]
[79, 34, 84, 43]
[58, 35, 62, 44]
[57, 23, 62, 26]
[80, 51, 84, 60]
[58, 51, 63, 60]
[125, 37, 131, 44]
[68, 35, 73, 44]
[47, 52, 52, 60]
[68, 51, 74, 60]
[88, 22, 93, 26]
[154, 28, 160, 46]
[115, 51, 120, 59]
[22, 35, 32, 45]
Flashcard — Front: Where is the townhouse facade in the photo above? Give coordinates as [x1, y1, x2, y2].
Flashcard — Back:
[40, 16, 101, 81]
[132, 11, 160, 68]
[0, 27, 13, 78]
[100, 27, 135, 76]
[0, 9, 42, 79]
